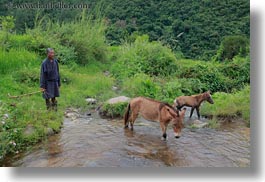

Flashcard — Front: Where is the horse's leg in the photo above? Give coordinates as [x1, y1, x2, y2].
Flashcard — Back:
[190, 107, 194, 118]
[160, 122, 168, 141]
[196, 107, 200, 119]
[129, 112, 138, 131]
[124, 104, 130, 128]
[177, 105, 183, 111]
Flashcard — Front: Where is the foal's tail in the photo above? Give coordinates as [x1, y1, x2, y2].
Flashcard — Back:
[124, 103, 131, 127]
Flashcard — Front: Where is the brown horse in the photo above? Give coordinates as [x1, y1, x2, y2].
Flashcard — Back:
[173, 91, 214, 119]
[124, 97, 186, 140]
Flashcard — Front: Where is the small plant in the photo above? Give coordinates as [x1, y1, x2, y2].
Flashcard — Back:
[100, 102, 128, 118]
[207, 118, 220, 129]
[188, 124, 199, 132]
[0, 15, 15, 43]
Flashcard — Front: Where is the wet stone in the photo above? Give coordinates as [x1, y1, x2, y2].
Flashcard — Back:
[23, 125, 35, 136]
[106, 96, 130, 104]
[192, 120, 209, 128]
[46, 128, 54, 136]
[85, 98, 97, 105]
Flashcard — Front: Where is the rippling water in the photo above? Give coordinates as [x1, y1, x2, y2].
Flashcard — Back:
[3, 110, 250, 167]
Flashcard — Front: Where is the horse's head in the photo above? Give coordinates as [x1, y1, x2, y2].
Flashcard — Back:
[205, 91, 214, 104]
[172, 108, 186, 138]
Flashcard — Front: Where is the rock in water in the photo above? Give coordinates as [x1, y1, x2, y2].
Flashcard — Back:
[23, 125, 35, 136]
[46, 128, 55, 136]
[85, 98, 97, 105]
[106, 96, 130, 104]
[192, 120, 209, 128]
[112, 86, 118, 91]
[64, 108, 80, 120]
[98, 96, 130, 118]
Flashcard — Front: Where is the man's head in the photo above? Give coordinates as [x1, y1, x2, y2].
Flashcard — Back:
[46, 48, 55, 60]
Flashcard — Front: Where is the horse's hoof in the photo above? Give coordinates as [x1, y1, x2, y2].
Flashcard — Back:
[175, 136, 180, 139]
[124, 125, 128, 129]
[161, 137, 168, 141]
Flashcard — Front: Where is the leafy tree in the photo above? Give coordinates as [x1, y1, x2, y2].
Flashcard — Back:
[214, 35, 249, 61]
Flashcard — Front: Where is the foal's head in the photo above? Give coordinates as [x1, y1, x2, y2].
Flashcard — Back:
[172, 108, 186, 138]
[204, 91, 214, 104]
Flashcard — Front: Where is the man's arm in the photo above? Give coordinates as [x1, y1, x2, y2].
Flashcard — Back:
[56, 60, 61, 87]
[40, 63, 46, 91]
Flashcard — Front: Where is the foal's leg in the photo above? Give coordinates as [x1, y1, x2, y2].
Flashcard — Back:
[196, 107, 200, 119]
[190, 107, 194, 118]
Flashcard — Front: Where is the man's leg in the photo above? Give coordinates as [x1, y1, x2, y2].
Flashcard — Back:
[46, 99, 51, 110]
[51, 97, 57, 111]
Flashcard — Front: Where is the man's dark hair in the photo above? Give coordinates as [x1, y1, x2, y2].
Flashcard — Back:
[46, 48, 54, 54]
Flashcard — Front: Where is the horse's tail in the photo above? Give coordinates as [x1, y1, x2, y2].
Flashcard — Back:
[173, 98, 178, 108]
[124, 103, 131, 127]
[173, 98, 182, 110]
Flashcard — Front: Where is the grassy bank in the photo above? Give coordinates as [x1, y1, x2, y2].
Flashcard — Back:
[201, 85, 250, 121]
[0, 48, 116, 161]
[201, 85, 250, 127]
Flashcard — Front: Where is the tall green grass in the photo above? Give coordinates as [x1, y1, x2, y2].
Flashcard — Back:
[26, 11, 108, 65]
[111, 35, 177, 80]
[0, 48, 39, 74]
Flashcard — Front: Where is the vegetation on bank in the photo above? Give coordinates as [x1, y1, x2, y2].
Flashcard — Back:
[0, 48, 116, 161]
[0, 10, 250, 162]
[201, 85, 250, 127]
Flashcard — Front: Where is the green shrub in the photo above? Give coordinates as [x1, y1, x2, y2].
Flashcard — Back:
[214, 35, 249, 61]
[178, 78, 206, 95]
[177, 61, 230, 92]
[25, 13, 108, 65]
[219, 56, 250, 90]
[121, 73, 161, 99]
[175, 58, 250, 93]
[101, 102, 128, 118]
[111, 35, 177, 79]
[8, 34, 32, 49]
[0, 48, 39, 74]
[12, 67, 40, 86]
[207, 118, 220, 129]
[158, 80, 183, 103]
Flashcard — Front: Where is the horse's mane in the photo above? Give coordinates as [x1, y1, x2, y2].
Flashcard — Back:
[191, 91, 210, 98]
[143, 97, 162, 104]
[159, 102, 175, 111]
[142, 97, 179, 115]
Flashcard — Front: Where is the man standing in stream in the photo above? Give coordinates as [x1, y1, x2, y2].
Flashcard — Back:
[40, 48, 61, 111]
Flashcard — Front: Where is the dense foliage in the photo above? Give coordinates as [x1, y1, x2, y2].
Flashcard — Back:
[0, 0, 249, 59]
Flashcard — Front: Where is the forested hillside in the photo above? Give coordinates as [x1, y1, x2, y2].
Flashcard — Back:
[0, 0, 249, 59]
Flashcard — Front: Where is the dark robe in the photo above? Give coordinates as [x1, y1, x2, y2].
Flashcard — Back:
[40, 58, 61, 99]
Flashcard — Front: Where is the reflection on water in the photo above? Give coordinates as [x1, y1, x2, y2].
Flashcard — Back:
[3, 110, 250, 167]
